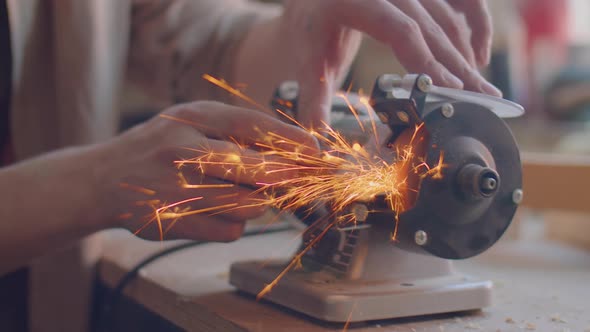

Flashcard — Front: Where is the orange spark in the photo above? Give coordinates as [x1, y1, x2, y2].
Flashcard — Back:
[257, 220, 336, 300]
[342, 302, 358, 332]
[119, 183, 156, 196]
[337, 92, 365, 132]
[119, 75, 447, 301]
[202, 74, 268, 112]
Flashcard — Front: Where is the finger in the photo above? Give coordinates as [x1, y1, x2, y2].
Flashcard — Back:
[296, 68, 335, 130]
[325, 0, 463, 89]
[388, 0, 500, 96]
[181, 138, 302, 186]
[448, 0, 493, 66]
[142, 216, 246, 242]
[296, 28, 362, 129]
[175, 175, 267, 221]
[418, 0, 476, 67]
[163, 101, 319, 156]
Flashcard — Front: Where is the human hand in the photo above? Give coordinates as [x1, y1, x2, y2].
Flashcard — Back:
[93, 101, 318, 242]
[278, 0, 499, 127]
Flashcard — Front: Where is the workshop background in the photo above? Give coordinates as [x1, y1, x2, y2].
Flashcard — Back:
[16, 0, 590, 332]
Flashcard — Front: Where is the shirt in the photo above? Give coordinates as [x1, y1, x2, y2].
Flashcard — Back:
[7, 0, 279, 160]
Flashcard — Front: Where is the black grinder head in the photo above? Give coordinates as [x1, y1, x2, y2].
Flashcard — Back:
[387, 102, 523, 259]
[271, 75, 523, 261]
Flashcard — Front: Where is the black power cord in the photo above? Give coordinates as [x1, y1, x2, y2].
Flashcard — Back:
[98, 223, 296, 332]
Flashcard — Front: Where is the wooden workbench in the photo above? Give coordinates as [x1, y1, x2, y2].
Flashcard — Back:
[99, 219, 590, 332]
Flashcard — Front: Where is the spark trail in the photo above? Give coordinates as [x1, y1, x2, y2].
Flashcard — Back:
[123, 74, 445, 300]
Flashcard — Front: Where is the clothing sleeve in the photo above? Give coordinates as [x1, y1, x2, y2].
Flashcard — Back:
[126, 0, 280, 107]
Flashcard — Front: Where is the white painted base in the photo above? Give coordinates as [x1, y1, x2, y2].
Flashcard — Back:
[230, 260, 493, 323]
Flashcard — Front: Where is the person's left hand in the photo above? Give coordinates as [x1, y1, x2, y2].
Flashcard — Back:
[277, 0, 499, 128]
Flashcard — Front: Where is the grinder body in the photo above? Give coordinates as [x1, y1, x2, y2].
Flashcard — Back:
[230, 74, 524, 322]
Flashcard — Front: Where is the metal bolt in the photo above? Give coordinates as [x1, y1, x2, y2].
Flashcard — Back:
[279, 81, 299, 100]
[441, 103, 455, 118]
[378, 74, 402, 92]
[414, 230, 428, 246]
[512, 189, 524, 205]
[417, 75, 433, 93]
[351, 203, 369, 223]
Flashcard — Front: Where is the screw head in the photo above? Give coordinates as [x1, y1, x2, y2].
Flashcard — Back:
[414, 230, 428, 246]
[512, 189, 524, 205]
[417, 75, 433, 93]
[279, 81, 299, 100]
[441, 103, 455, 118]
[351, 203, 369, 222]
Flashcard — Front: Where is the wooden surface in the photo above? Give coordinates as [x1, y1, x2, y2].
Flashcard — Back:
[522, 152, 590, 213]
[545, 211, 590, 251]
[99, 220, 590, 332]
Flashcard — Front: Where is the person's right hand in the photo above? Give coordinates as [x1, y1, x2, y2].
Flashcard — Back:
[92, 101, 318, 242]
[274, 0, 499, 127]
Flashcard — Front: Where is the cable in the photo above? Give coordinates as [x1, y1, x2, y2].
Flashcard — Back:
[98, 223, 295, 331]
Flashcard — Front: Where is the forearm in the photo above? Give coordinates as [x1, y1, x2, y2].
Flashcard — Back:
[127, 0, 282, 107]
[0, 145, 108, 274]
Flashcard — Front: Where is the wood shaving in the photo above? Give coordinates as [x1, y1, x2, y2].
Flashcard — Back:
[525, 322, 536, 330]
[505, 317, 516, 324]
[550, 313, 567, 323]
[464, 322, 482, 330]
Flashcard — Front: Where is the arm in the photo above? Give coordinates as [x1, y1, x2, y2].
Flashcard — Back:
[0, 101, 317, 274]
[0, 146, 105, 275]
[126, 0, 281, 108]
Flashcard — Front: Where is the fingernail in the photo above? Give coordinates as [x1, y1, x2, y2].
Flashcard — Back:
[443, 72, 464, 89]
[480, 81, 502, 97]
